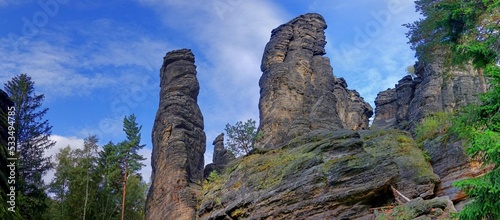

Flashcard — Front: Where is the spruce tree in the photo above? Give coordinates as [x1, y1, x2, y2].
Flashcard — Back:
[4, 73, 55, 219]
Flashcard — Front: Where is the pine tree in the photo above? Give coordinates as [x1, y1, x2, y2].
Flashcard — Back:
[118, 114, 146, 220]
[4, 73, 55, 219]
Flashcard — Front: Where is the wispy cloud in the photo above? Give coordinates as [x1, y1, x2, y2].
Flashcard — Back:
[321, 0, 420, 107]
[0, 17, 167, 100]
[136, 0, 289, 150]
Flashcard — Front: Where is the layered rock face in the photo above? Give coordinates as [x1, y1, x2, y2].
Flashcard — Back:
[373, 62, 483, 131]
[203, 133, 235, 178]
[258, 13, 372, 149]
[145, 49, 206, 220]
[372, 61, 485, 205]
[199, 130, 441, 219]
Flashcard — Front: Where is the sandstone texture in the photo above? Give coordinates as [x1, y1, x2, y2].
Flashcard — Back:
[423, 136, 489, 204]
[372, 61, 486, 207]
[145, 49, 206, 220]
[204, 133, 235, 178]
[373, 62, 483, 131]
[258, 13, 372, 149]
[198, 130, 440, 219]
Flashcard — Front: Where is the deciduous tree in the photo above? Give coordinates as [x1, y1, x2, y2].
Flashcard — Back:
[224, 119, 260, 156]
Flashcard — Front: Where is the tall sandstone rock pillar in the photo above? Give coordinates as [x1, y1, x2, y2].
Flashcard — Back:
[258, 13, 372, 148]
[145, 49, 206, 220]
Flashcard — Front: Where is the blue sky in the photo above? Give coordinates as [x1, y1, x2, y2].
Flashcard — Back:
[0, 0, 420, 183]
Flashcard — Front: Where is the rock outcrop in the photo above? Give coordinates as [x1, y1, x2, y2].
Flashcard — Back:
[257, 13, 372, 149]
[373, 62, 483, 131]
[203, 133, 235, 178]
[423, 136, 489, 204]
[146, 49, 206, 220]
[198, 130, 440, 219]
[372, 61, 486, 206]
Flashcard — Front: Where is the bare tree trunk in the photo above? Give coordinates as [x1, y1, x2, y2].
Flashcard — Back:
[83, 164, 90, 220]
[121, 160, 128, 220]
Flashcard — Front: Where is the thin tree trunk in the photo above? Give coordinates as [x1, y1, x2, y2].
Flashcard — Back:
[83, 159, 90, 220]
[121, 160, 128, 220]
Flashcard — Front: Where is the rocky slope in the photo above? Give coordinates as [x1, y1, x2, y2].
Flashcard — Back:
[198, 129, 442, 219]
[145, 49, 206, 220]
[257, 13, 372, 149]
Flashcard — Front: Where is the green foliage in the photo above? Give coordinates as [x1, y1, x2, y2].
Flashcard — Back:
[119, 114, 146, 174]
[4, 73, 55, 219]
[404, 0, 499, 69]
[414, 111, 454, 144]
[406, 1, 500, 218]
[207, 170, 220, 183]
[224, 119, 259, 156]
[406, 65, 416, 78]
[46, 116, 147, 220]
[391, 205, 418, 220]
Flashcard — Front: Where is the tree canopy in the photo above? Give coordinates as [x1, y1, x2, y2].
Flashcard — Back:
[224, 119, 260, 156]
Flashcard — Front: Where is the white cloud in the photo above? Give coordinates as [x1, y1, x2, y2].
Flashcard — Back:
[0, 18, 168, 100]
[136, 0, 289, 150]
[324, 0, 420, 107]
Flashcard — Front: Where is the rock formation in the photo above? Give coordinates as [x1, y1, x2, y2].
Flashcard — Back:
[373, 61, 483, 131]
[145, 49, 206, 220]
[198, 130, 441, 219]
[203, 133, 235, 178]
[196, 13, 448, 219]
[257, 13, 372, 149]
[372, 61, 486, 206]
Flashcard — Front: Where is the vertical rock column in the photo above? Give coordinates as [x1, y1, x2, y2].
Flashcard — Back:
[257, 13, 372, 148]
[145, 49, 206, 220]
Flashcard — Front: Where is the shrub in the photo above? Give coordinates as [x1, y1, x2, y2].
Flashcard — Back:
[414, 111, 454, 144]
